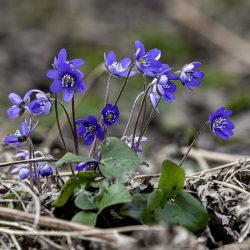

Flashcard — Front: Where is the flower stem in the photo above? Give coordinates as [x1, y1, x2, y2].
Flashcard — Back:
[131, 83, 153, 150]
[71, 96, 79, 156]
[53, 99, 75, 141]
[54, 94, 67, 152]
[28, 138, 42, 194]
[179, 121, 210, 166]
[114, 64, 135, 106]
[135, 97, 161, 152]
[122, 91, 144, 137]
[104, 74, 112, 106]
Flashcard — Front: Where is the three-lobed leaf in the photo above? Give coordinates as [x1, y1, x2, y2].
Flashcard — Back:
[54, 171, 98, 207]
[158, 160, 185, 198]
[71, 211, 97, 226]
[55, 152, 95, 168]
[155, 191, 209, 231]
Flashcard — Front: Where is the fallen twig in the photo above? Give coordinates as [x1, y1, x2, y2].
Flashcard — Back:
[0, 207, 134, 244]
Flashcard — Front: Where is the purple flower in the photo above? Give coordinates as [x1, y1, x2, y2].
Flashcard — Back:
[46, 62, 85, 102]
[4, 119, 37, 146]
[39, 164, 53, 177]
[135, 40, 169, 77]
[209, 107, 235, 140]
[75, 161, 100, 172]
[149, 72, 178, 111]
[29, 92, 51, 115]
[76, 116, 104, 145]
[101, 104, 120, 126]
[123, 136, 148, 152]
[180, 62, 205, 90]
[54, 48, 84, 69]
[15, 150, 29, 159]
[6, 93, 30, 119]
[104, 51, 136, 78]
[11, 166, 30, 180]
[19, 168, 30, 180]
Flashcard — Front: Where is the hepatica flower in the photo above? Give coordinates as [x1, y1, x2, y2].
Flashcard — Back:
[180, 62, 204, 90]
[135, 40, 169, 77]
[123, 135, 148, 152]
[29, 92, 51, 115]
[75, 160, 100, 172]
[7, 93, 30, 119]
[47, 62, 85, 102]
[39, 164, 53, 177]
[4, 119, 36, 146]
[76, 116, 104, 145]
[54, 48, 84, 69]
[149, 72, 178, 110]
[104, 51, 136, 78]
[209, 107, 235, 140]
[101, 104, 120, 126]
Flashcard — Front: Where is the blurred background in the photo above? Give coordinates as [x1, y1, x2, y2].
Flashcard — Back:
[1, 0, 250, 171]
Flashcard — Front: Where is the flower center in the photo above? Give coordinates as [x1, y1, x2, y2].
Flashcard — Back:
[37, 100, 47, 111]
[112, 62, 125, 73]
[214, 117, 228, 129]
[15, 130, 21, 136]
[139, 54, 150, 66]
[185, 70, 193, 81]
[62, 74, 75, 87]
[106, 111, 115, 122]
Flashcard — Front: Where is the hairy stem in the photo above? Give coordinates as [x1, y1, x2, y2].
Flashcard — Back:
[179, 121, 210, 166]
[72, 96, 79, 156]
[114, 64, 135, 106]
[135, 97, 161, 152]
[122, 92, 144, 137]
[131, 83, 153, 150]
[54, 94, 67, 152]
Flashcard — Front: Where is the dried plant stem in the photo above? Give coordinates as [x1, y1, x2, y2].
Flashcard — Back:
[0, 156, 56, 168]
[0, 207, 133, 243]
[211, 180, 250, 196]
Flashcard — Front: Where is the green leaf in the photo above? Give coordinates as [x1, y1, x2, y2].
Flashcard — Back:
[158, 160, 185, 198]
[54, 177, 80, 207]
[71, 211, 97, 226]
[75, 190, 97, 210]
[100, 137, 148, 181]
[96, 182, 132, 212]
[55, 152, 94, 167]
[54, 172, 98, 207]
[120, 193, 148, 223]
[155, 191, 209, 231]
[144, 190, 165, 224]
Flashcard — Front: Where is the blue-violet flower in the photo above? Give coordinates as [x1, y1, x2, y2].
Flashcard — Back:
[7, 93, 30, 119]
[39, 164, 53, 177]
[46, 62, 85, 102]
[104, 51, 136, 78]
[101, 104, 120, 126]
[54, 48, 84, 69]
[135, 40, 169, 77]
[209, 107, 235, 140]
[29, 91, 51, 115]
[180, 62, 205, 90]
[76, 116, 104, 145]
[4, 119, 37, 146]
[75, 161, 100, 172]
